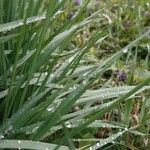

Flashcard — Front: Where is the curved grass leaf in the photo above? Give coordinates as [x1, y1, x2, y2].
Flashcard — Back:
[88, 128, 128, 150]
[0, 15, 45, 33]
[69, 77, 150, 139]
[0, 140, 69, 150]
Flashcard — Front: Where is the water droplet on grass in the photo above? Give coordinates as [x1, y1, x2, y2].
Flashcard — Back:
[66, 122, 72, 128]
[123, 48, 128, 53]
[50, 74, 54, 78]
[104, 141, 107, 145]
[89, 147, 93, 150]
[47, 107, 53, 112]
[96, 142, 100, 147]
[0, 134, 4, 139]
[125, 127, 128, 131]
[83, 72, 88, 76]
[72, 85, 77, 90]
[83, 80, 87, 85]
[60, 85, 64, 88]
[68, 57, 73, 63]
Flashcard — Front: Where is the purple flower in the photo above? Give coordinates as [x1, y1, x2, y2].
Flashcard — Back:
[144, 11, 150, 17]
[123, 20, 131, 29]
[115, 70, 127, 82]
[74, 0, 81, 6]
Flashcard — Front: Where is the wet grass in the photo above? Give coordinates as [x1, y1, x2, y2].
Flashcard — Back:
[0, 0, 150, 149]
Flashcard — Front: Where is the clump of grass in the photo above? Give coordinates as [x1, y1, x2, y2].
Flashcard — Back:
[0, 0, 150, 149]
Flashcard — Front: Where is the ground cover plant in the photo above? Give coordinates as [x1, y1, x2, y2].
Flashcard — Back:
[0, 0, 150, 149]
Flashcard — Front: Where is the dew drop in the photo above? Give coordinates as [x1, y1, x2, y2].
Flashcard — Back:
[0, 134, 4, 139]
[96, 142, 100, 147]
[106, 104, 109, 107]
[50, 74, 54, 78]
[31, 126, 39, 133]
[47, 107, 53, 112]
[68, 57, 73, 63]
[60, 85, 64, 88]
[83, 81, 87, 85]
[31, 32, 37, 40]
[89, 147, 93, 150]
[102, 13, 112, 24]
[83, 72, 88, 76]
[44, 72, 48, 76]
[72, 85, 76, 90]
[104, 141, 107, 145]
[66, 122, 72, 128]
[125, 127, 128, 131]
[69, 87, 73, 90]
[123, 48, 128, 53]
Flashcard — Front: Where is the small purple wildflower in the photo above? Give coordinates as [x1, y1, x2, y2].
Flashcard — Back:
[74, 0, 81, 6]
[144, 11, 150, 17]
[115, 70, 127, 82]
[123, 20, 131, 29]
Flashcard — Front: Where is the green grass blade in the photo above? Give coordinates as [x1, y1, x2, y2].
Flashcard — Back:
[0, 140, 69, 150]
